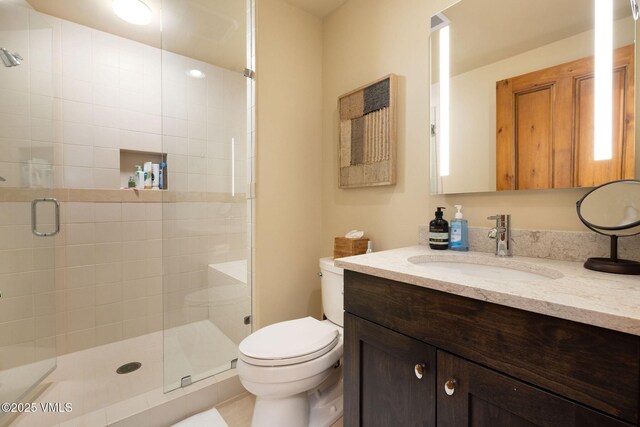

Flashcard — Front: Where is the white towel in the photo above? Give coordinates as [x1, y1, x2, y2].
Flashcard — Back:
[172, 408, 228, 427]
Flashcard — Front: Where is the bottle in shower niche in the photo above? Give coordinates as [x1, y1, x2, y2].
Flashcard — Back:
[159, 162, 167, 190]
[135, 165, 145, 190]
[143, 162, 153, 189]
[429, 207, 449, 250]
[151, 163, 160, 189]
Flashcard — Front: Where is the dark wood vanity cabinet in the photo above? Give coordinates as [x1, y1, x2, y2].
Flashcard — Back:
[344, 313, 436, 426]
[343, 271, 640, 427]
[437, 351, 630, 427]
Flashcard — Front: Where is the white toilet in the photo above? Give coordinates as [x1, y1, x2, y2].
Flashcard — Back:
[237, 257, 344, 427]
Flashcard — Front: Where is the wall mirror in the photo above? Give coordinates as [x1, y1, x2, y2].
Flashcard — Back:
[429, 0, 636, 194]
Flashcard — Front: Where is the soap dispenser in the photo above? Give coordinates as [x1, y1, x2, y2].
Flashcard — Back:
[429, 207, 449, 250]
[449, 205, 469, 251]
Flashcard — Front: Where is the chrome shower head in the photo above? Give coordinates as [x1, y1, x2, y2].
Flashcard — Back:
[0, 48, 23, 67]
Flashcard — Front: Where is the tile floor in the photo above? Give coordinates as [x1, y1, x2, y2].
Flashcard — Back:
[216, 392, 344, 427]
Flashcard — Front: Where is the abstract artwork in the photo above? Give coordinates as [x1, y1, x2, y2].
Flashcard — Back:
[338, 74, 396, 188]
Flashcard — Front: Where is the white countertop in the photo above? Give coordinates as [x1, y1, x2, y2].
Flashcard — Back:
[334, 246, 640, 336]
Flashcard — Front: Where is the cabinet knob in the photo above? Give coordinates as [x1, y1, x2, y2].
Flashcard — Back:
[414, 363, 426, 379]
[444, 378, 456, 395]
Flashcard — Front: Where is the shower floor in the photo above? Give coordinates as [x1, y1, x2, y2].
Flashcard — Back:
[8, 320, 239, 427]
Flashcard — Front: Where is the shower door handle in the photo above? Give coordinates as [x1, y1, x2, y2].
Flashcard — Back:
[31, 198, 60, 237]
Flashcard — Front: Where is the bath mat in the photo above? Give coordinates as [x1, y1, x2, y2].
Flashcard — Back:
[172, 408, 228, 427]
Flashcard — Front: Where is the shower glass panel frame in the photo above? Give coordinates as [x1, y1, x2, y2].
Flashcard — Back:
[0, 1, 58, 415]
[161, 0, 254, 392]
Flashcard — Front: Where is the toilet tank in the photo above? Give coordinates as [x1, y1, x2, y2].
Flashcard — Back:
[319, 257, 344, 327]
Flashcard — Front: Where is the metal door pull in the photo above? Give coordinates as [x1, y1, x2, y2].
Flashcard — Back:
[31, 198, 60, 237]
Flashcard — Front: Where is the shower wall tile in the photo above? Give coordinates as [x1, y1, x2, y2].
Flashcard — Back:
[65, 265, 95, 289]
[66, 287, 95, 310]
[95, 222, 122, 243]
[67, 307, 95, 332]
[94, 203, 121, 222]
[64, 144, 93, 167]
[95, 323, 122, 346]
[49, 200, 167, 355]
[66, 328, 95, 353]
[93, 126, 118, 148]
[66, 244, 96, 267]
[93, 168, 119, 189]
[95, 282, 122, 305]
[67, 202, 94, 222]
[43, 15, 166, 188]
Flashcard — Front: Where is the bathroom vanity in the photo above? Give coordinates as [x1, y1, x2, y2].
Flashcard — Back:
[336, 247, 640, 426]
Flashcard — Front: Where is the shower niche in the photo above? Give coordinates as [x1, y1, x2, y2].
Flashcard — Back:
[119, 149, 168, 189]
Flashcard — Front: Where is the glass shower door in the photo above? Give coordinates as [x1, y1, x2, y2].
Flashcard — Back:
[161, 0, 254, 392]
[0, 1, 58, 412]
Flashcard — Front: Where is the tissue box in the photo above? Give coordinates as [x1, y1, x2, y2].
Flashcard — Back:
[334, 237, 369, 259]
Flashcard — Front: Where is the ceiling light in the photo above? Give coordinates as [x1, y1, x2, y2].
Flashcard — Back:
[113, 0, 152, 26]
[187, 69, 206, 79]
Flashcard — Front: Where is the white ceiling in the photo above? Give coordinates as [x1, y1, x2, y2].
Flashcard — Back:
[26, 0, 247, 72]
[284, 0, 347, 18]
[25, 0, 347, 71]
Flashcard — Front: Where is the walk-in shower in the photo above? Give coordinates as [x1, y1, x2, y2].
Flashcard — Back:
[0, 0, 254, 425]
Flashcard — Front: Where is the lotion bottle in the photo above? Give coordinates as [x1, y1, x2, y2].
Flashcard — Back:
[449, 205, 469, 251]
[429, 207, 449, 250]
[135, 165, 145, 190]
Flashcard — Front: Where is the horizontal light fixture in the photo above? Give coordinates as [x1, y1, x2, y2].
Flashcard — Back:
[113, 0, 152, 26]
[187, 69, 206, 79]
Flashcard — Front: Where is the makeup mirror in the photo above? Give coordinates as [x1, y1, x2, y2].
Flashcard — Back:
[576, 179, 640, 274]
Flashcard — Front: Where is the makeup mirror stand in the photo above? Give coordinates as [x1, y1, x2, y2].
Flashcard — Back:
[577, 180, 640, 275]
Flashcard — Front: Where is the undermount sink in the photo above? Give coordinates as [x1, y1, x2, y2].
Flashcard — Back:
[408, 255, 563, 281]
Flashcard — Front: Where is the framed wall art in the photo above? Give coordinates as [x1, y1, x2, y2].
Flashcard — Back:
[338, 74, 397, 188]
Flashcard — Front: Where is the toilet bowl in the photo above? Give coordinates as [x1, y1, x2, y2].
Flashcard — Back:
[237, 257, 344, 427]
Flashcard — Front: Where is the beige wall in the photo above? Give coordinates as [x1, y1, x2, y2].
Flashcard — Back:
[254, 0, 324, 328]
[321, 0, 592, 258]
[255, 0, 634, 327]
[322, 0, 435, 255]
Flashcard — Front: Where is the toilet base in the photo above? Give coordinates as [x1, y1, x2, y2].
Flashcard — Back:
[309, 365, 343, 427]
[250, 365, 343, 427]
[252, 392, 310, 427]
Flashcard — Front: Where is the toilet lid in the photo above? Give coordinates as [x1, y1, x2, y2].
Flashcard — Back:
[239, 317, 339, 367]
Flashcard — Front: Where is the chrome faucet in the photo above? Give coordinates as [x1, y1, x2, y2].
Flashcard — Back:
[487, 214, 511, 257]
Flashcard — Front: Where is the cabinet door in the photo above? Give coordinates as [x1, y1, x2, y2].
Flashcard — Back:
[344, 313, 436, 427]
[437, 351, 632, 427]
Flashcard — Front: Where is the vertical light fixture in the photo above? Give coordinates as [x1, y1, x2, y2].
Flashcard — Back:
[594, 0, 613, 160]
[231, 137, 236, 196]
[439, 26, 450, 176]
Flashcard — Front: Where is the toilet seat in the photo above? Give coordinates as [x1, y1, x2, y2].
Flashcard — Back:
[239, 317, 339, 367]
